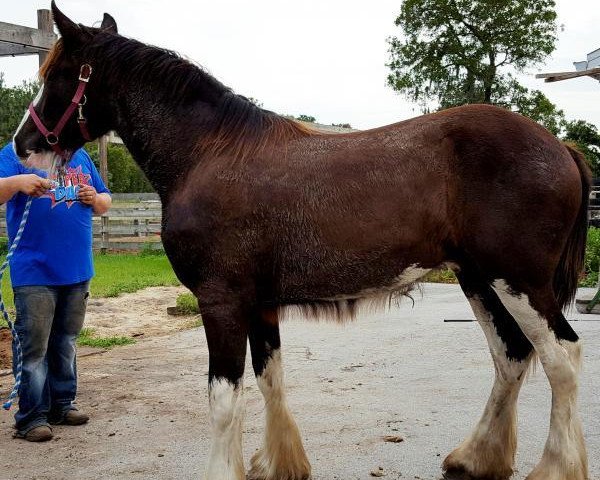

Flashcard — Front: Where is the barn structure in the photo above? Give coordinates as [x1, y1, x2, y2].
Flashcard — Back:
[537, 47, 600, 83]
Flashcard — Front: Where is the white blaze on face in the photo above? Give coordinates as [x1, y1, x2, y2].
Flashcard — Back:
[205, 378, 245, 480]
[12, 84, 61, 173]
[13, 86, 45, 154]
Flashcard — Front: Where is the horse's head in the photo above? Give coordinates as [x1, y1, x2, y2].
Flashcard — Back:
[13, 1, 118, 169]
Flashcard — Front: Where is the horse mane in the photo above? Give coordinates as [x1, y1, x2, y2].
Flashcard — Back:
[43, 33, 317, 161]
[199, 92, 317, 160]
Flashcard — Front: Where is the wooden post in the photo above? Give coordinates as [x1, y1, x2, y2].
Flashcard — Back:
[37, 9, 54, 68]
[98, 135, 109, 186]
[98, 135, 109, 252]
[100, 214, 109, 254]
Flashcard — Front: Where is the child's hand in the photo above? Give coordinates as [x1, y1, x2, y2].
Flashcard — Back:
[78, 185, 97, 206]
[18, 174, 52, 197]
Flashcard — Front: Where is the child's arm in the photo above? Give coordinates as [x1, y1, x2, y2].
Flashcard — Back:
[0, 174, 52, 204]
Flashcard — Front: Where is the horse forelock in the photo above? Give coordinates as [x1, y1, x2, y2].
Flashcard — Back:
[39, 39, 64, 80]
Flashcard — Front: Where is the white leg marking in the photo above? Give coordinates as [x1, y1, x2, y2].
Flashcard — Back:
[493, 280, 587, 480]
[444, 294, 532, 479]
[248, 349, 311, 480]
[205, 378, 245, 480]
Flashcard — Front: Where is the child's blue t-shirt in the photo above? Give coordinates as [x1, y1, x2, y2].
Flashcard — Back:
[0, 143, 110, 287]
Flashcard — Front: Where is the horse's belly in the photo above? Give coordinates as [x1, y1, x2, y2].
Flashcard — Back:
[320, 264, 431, 301]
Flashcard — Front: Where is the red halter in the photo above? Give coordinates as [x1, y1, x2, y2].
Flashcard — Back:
[28, 64, 93, 159]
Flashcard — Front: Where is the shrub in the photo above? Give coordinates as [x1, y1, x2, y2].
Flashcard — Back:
[0, 237, 8, 255]
[86, 143, 154, 193]
[582, 227, 600, 287]
[176, 292, 200, 315]
[423, 268, 457, 284]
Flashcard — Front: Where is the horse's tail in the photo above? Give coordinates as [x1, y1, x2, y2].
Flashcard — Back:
[554, 144, 592, 309]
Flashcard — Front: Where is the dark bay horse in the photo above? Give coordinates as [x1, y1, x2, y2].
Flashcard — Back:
[14, 4, 590, 480]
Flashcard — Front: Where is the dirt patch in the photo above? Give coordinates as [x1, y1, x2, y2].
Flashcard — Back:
[0, 286, 197, 370]
[84, 285, 197, 337]
[0, 329, 11, 371]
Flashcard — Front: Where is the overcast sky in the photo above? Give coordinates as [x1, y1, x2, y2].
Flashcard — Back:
[1, 0, 598, 129]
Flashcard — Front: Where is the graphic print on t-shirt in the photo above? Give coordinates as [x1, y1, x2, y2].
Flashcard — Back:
[42, 165, 91, 208]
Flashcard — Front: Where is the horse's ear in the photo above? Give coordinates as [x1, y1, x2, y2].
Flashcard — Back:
[101, 13, 118, 34]
[51, 1, 86, 45]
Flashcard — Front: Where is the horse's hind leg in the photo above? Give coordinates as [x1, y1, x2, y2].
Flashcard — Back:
[201, 290, 250, 480]
[247, 308, 311, 480]
[443, 269, 534, 480]
[493, 280, 587, 480]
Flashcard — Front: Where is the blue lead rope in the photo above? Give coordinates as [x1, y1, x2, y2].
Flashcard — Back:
[1, 197, 33, 410]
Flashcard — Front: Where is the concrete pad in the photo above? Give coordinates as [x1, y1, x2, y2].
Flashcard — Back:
[0, 283, 598, 479]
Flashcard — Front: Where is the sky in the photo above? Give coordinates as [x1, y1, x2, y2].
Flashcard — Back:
[1, 0, 599, 130]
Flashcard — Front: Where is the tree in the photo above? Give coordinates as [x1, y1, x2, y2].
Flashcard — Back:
[563, 120, 600, 176]
[504, 80, 565, 135]
[86, 143, 153, 193]
[0, 74, 40, 145]
[386, 0, 558, 110]
[296, 115, 316, 123]
[246, 97, 263, 108]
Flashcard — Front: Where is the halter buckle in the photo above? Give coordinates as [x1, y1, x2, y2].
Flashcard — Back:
[79, 64, 92, 82]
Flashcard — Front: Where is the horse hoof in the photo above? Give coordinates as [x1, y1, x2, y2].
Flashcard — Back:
[442, 468, 474, 480]
[442, 467, 510, 480]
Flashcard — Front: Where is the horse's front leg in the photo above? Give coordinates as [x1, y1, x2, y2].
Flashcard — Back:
[247, 308, 311, 480]
[201, 291, 250, 480]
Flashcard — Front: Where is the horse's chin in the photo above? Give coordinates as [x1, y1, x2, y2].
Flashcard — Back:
[22, 150, 66, 173]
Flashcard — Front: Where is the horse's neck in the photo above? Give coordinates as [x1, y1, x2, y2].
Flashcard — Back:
[112, 86, 214, 200]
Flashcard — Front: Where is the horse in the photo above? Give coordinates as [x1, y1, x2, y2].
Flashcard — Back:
[13, 3, 590, 480]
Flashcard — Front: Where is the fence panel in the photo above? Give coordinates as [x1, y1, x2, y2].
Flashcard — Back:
[0, 193, 163, 252]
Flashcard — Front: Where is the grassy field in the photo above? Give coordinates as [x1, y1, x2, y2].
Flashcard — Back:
[92, 253, 179, 297]
[0, 253, 179, 327]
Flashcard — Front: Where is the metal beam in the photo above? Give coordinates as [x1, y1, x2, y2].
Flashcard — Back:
[536, 67, 600, 83]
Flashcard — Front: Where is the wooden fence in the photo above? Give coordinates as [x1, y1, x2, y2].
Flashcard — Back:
[93, 193, 162, 252]
[589, 179, 600, 228]
[0, 193, 162, 252]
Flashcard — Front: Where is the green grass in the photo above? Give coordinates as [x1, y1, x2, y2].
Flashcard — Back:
[77, 327, 135, 349]
[176, 292, 203, 328]
[423, 268, 458, 284]
[0, 252, 180, 327]
[92, 253, 179, 297]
